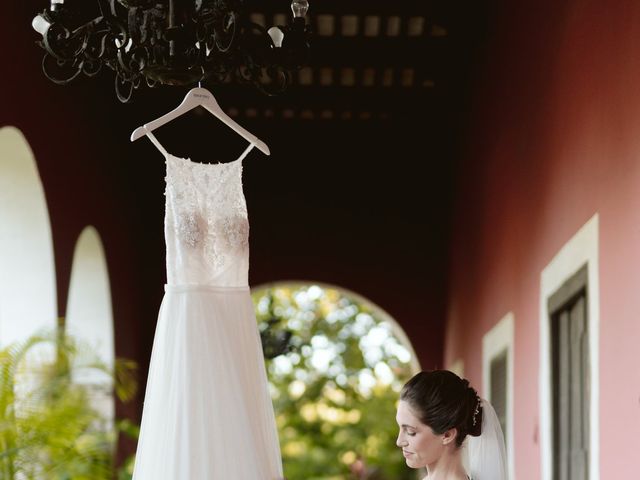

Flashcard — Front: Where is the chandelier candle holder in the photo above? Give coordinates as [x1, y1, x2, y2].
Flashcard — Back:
[32, 0, 312, 102]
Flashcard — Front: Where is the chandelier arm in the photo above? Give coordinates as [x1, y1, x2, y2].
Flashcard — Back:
[84, 32, 109, 61]
[95, 0, 110, 17]
[82, 59, 102, 77]
[202, 57, 232, 84]
[254, 67, 289, 97]
[42, 54, 84, 85]
[116, 48, 135, 76]
[115, 74, 134, 102]
[41, 26, 66, 60]
[129, 47, 149, 72]
[42, 23, 88, 61]
[213, 11, 237, 53]
[168, 0, 176, 28]
[105, 15, 129, 46]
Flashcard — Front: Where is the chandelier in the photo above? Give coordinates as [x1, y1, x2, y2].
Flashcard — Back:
[31, 0, 312, 102]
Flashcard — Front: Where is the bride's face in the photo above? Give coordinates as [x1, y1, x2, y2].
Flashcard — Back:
[395, 400, 446, 469]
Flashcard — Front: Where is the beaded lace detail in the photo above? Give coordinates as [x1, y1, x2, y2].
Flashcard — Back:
[164, 154, 249, 284]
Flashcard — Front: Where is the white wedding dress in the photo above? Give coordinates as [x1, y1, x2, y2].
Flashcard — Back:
[132, 137, 283, 479]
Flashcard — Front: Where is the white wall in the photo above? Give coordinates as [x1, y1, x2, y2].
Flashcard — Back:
[65, 225, 115, 423]
[0, 126, 57, 348]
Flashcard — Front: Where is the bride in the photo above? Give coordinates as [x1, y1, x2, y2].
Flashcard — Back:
[395, 370, 508, 480]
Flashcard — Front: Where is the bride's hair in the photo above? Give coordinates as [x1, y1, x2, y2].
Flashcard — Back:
[400, 370, 483, 447]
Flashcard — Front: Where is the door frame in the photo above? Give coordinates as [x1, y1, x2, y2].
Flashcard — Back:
[539, 214, 599, 480]
[482, 311, 515, 480]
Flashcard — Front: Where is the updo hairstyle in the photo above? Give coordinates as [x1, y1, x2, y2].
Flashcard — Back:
[400, 370, 483, 447]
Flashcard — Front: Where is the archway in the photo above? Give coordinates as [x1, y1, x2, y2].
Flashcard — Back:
[0, 126, 57, 348]
[252, 281, 420, 480]
[65, 226, 115, 425]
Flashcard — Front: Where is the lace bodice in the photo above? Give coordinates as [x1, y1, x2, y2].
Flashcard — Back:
[164, 154, 249, 287]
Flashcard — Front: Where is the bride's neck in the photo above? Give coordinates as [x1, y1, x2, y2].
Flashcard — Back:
[423, 446, 468, 480]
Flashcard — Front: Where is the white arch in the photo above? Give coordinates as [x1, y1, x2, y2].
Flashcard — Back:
[252, 280, 421, 374]
[65, 226, 115, 422]
[0, 126, 57, 348]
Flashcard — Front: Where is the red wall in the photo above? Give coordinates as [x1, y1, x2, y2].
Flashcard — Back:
[445, 0, 640, 477]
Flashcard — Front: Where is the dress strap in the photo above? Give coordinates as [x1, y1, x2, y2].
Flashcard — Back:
[144, 127, 254, 162]
[143, 127, 169, 158]
[237, 143, 255, 162]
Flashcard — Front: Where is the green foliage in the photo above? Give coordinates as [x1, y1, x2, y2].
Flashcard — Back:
[253, 285, 417, 480]
[0, 330, 138, 480]
[114, 419, 140, 480]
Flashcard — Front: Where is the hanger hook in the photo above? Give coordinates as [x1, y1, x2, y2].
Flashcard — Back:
[198, 65, 205, 89]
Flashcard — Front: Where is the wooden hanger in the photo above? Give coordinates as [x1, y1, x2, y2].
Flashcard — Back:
[130, 86, 270, 156]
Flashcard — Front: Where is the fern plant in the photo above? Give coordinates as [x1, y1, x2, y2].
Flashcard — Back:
[0, 330, 137, 480]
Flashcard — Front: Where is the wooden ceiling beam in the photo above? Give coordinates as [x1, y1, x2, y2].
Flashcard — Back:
[213, 84, 434, 114]
[245, 0, 435, 17]
[305, 37, 448, 69]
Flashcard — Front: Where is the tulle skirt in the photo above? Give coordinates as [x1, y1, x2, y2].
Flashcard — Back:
[132, 285, 283, 480]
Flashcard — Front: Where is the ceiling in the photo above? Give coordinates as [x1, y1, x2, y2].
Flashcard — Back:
[216, 0, 488, 123]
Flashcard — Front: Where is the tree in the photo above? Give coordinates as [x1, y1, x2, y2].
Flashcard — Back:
[253, 284, 417, 480]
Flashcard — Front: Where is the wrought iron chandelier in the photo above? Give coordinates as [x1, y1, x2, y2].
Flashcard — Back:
[32, 0, 312, 102]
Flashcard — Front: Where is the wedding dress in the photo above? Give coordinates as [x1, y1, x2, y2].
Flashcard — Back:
[132, 135, 283, 479]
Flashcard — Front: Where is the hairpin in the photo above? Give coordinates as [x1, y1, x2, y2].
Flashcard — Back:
[472, 396, 481, 427]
